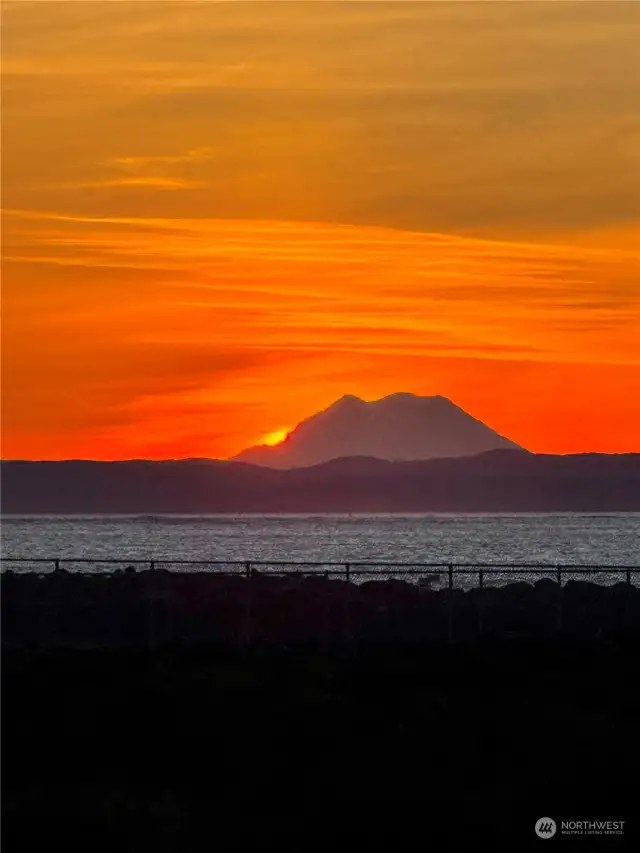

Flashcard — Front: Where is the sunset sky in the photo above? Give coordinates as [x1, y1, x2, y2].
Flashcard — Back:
[2, 0, 639, 459]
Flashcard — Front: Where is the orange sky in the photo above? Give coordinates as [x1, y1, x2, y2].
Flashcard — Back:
[2, 1, 639, 459]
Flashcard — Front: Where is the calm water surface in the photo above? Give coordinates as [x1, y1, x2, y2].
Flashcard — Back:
[2, 515, 638, 582]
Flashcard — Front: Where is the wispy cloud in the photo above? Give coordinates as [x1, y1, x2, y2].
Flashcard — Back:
[3, 1, 639, 238]
[83, 176, 204, 190]
[3, 1, 639, 459]
[108, 148, 216, 171]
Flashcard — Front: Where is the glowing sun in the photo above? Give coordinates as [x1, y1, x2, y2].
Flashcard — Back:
[258, 428, 290, 447]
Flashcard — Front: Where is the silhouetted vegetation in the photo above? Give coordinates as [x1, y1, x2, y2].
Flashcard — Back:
[3, 573, 638, 844]
[3, 570, 639, 646]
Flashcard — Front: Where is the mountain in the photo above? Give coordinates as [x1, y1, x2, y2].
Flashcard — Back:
[2, 451, 639, 514]
[231, 393, 523, 468]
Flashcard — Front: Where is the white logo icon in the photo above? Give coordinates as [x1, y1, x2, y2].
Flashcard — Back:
[535, 818, 557, 839]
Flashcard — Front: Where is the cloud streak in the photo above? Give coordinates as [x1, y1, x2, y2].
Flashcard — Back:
[3, 207, 639, 457]
[3, 1, 639, 238]
[2, 1, 639, 458]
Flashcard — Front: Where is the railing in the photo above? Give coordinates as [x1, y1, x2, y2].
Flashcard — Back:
[1, 557, 639, 587]
[3, 558, 639, 646]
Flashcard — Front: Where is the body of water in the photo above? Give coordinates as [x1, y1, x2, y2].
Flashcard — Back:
[1, 514, 638, 584]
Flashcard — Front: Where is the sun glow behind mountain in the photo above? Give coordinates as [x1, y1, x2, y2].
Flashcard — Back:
[258, 429, 290, 448]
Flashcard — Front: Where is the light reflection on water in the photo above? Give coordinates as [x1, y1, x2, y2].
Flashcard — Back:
[1, 513, 638, 586]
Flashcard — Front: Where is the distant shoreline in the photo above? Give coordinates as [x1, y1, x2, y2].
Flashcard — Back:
[3, 451, 639, 513]
[3, 510, 640, 518]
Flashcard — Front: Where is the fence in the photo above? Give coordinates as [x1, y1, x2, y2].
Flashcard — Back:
[1, 557, 640, 587]
[3, 559, 639, 645]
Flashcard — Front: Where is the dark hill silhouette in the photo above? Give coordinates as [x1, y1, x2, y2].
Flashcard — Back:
[2, 450, 639, 513]
[231, 393, 523, 468]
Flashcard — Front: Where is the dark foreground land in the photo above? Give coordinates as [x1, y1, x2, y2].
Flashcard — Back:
[3, 573, 639, 848]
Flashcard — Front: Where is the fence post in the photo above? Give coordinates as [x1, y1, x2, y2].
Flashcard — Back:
[627, 570, 632, 586]
[344, 579, 352, 644]
[477, 570, 484, 638]
[448, 565, 454, 643]
[244, 564, 253, 646]
[150, 560, 155, 572]
[345, 563, 350, 583]
[556, 567, 563, 635]
[323, 586, 330, 647]
[54, 559, 60, 572]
